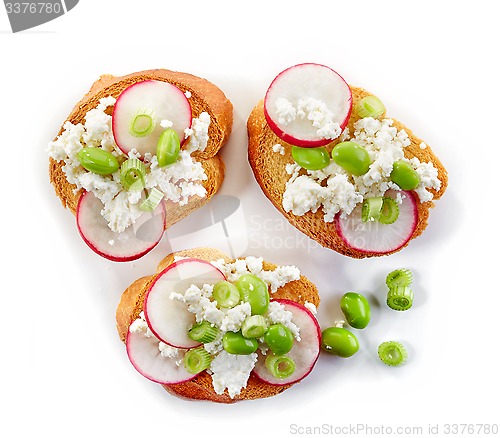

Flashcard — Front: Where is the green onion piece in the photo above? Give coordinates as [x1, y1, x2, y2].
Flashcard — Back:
[386, 269, 413, 288]
[188, 321, 220, 344]
[129, 109, 156, 137]
[355, 95, 386, 119]
[212, 281, 240, 309]
[157, 129, 181, 167]
[265, 354, 296, 379]
[183, 347, 212, 374]
[378, 197, 399, 225]
[378, 341, 408, 366]
[387, 286, 414, 311]
[361, 197, 384, 222]
[139, 187, 164, 212]
[241, 315, 268, 339]
[120, 158, 146, 191]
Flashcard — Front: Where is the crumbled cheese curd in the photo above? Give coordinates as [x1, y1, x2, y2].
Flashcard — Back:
[209, 351, 258, 398]
[275, 97, 342, 140]
[158, 342, 180, 359]
[272, 143, 285, 155]
[304, 301, 318, 316]
[160, 119, 173, 129]
[211, 256, 300, 293]
[47, 98, 210, 233]
[183, 111, 210, 153]
[129, 312, 153, 337]
[266, 301, 300, 341]
[276, 117, 441, 221]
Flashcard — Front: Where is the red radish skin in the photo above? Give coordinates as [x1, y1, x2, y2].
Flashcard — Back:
[335, 190, 418, 255]
[144, 259, 226, 349]
[112, 80, 192, 157]
[126, 329, 197, 385]
[76, 191, 165, 262]
[252, 299, 321, 386]
[264, 63, 352, 148]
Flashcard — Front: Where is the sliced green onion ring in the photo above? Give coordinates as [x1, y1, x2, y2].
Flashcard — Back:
[241, 315, 267, 339]
[386, 269, 413, 288]
[183, 347, 212, 374]
[378, 197, 400, 225]
[129, 108, 156, 138]
[361, 197, 384, 222]
[212, 281, 240, 309]
[188, 321, 220, 344]
[387, 286, 414, 311]
[355, 95, 386, 119]
[265, 354, 296, 379]
[378, 341, 408, 366]
[139, 187, 164, 212]
[120, 158, 146, 191]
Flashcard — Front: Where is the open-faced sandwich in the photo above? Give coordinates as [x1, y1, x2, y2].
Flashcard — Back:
[247, 63, 448, 258]
[116, 247, 321, 403]
[48, 69, 233, 261]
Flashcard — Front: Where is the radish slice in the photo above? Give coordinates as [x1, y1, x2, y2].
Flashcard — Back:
[253, 299, 321, 386]
[76, 191, 165, 262]
[264, 63, 352, 148]
[126, 330, 196, 385]
[112, 80, 192, 157]
[144, 259, 226, 349]
[335, 190, 418, 254]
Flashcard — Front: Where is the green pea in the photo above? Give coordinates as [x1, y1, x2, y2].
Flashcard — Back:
[390, 160, 420, 190]
[235, 274, 269, 315]
[264, 324, 294, 355]
[157, 128, 180, 167]
[291, 146, 330, 170]
[321, 327, 359, 357]
[340, 292, 371, 329]
[331, 141, 371, 176]
[77, 148, 119, 175]
[222, 331, 258, 355]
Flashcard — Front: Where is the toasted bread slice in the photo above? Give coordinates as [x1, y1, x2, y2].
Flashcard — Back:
[49, 69, 233, 229]
[247, 86, 448, 258]
[116, 247, 320, 403]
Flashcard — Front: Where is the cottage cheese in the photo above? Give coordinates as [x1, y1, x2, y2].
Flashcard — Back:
[183, 111, 210, 153]
[129, 312, 154, 337]
[211, 256, 301, 293]
[277, 117, 441, 221]
[209, 351, 258, 398]
[304, 301, 318, 316]
[266, 301, 300, 341]
[275, 97, 342, 140]
[47, 98, 209, 233]
[158, 342, 180, 359]
[272, 143, 285, 155]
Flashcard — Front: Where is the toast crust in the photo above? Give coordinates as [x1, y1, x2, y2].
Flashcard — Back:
[49, 69, 233, 228]
[247, 87, 448, 258]
[116, 247, 320, 403]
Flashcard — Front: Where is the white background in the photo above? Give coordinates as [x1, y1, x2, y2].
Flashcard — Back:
[2, 1, 499, 437]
